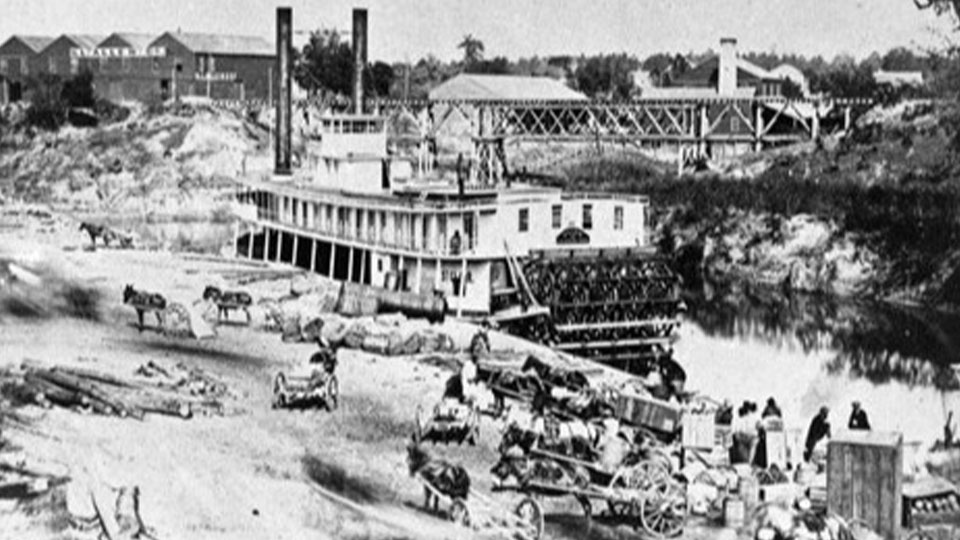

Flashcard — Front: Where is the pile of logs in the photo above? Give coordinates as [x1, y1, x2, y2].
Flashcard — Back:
[16, 360, 230, 420]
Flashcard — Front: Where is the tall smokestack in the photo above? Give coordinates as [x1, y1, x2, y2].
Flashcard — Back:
[275, 7, 293, 175]
[352, 8, 368, 114]
[718, 37, 738, 96]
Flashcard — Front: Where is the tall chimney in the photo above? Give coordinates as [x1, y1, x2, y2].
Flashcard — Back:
[352, 8, 368, 114]
[275, 7, 293, 175]
[718, 37, 738, 96]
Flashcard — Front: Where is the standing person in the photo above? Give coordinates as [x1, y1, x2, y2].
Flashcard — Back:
[804, 406, 831, 462]
[730, 401, 760, 465]
[848, 401, 871, 430]
[761, 397, 783, 419]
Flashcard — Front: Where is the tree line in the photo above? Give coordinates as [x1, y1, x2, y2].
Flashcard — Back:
[294, 29, 960, 102]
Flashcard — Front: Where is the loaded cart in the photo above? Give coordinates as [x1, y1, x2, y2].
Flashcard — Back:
[414, 399, 481, 446]
[272, 367, 339, 410]
[495, 446, 687, 538]
[414, 472, 545, 540]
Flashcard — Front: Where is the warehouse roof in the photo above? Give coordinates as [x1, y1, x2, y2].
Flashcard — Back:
[428, 74, 586, 101]
[0, 35, 56, 53]
[99, 33, 157, 50]
[58, 35, 107, 51]
[155, 32, 274, 56]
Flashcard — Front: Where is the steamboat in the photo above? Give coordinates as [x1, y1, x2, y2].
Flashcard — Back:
[232, 8, 684, 373]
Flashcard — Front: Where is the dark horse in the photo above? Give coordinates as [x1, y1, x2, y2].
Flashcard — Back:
[202, 286, 253, 323]
[123, 284, 167, 332]
[407, 441, 470, 512]
[79, 222, 132, 249]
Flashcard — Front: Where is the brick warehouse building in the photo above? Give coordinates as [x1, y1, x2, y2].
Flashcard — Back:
[0, 35, 55, 103]
[1, 31, 274, 104]
[148, 32, 274, 101]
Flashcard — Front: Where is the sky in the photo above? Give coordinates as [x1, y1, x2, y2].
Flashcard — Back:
[1, 0, 957, 63]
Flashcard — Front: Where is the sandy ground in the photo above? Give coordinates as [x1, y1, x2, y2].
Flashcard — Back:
[0, 213, 727, 540]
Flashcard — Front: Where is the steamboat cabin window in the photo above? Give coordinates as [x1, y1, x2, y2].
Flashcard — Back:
[614, 206, 623, 230]
[518, 208, 529, 232]
[551, 205, 561, 229]
[583, 204, 593, 230]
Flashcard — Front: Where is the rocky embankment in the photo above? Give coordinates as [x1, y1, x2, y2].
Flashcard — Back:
[669, 210, 880, 296]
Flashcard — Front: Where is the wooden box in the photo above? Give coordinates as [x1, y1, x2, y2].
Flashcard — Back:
[902, 476, 960, 529]
[615, 391, 681, 434]
[682, 413, 716, 450]
[827, 430, 903, 540]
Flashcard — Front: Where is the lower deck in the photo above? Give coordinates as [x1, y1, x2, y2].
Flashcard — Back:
[233, 221, 508, 317]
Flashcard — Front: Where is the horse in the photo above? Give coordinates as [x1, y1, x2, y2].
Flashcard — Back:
[406, 442, 470, 512]
[123, 284, 167, 332]
[201, 285, 253, 323]
[500, 406, 600, 462]
[520, 355, 590, 392]
[79, 222, 133, 249]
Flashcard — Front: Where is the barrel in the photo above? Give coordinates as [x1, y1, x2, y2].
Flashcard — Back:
[723, 496, 745, 527]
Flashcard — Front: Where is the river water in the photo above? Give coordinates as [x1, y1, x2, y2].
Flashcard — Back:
[675, 284, 960, 447]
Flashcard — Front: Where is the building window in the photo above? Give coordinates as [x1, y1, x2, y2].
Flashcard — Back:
[551, 204, 561, 229]
[0, 58, 8, 73]
[614, 206, 623, 230]
[48, 57, 57, 74]
[152, 57, 160, 73]
[70, 57, 79, 74]
[518, 208, 529, 232]
[730, 116, 740, 132]
[583, 204, 593, 230]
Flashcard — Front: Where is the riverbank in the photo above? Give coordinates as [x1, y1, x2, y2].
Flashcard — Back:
[543, 99, 960, 313]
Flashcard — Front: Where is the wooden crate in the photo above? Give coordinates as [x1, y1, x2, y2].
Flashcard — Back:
[615, 391, 681, 434]
[682, 413, 716, 450]
[902, 476, 960, 530]
[827, 430, 903, 540]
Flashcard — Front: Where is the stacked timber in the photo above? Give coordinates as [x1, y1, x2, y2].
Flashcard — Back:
[13, 360, 230, 419]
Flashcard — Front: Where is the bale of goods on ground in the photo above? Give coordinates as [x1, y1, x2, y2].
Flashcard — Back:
[335, 282, 446, 322]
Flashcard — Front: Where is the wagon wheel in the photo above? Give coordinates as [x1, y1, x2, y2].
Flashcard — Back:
[515, 496, 544, 540]
[449, 498, 471, 527]
[607, 461, 670, 515]
[272, 372, 287, 409]
[638, 481, 686, 538]
[324, 375, 339, 411]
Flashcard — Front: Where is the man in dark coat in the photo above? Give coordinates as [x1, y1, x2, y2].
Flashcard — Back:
[804, 406, 831, 462]
[848, 401, 871, 430]
[762, 397, 783, 419]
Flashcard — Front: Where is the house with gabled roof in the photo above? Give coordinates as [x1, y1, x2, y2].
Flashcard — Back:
[36, 35, 105, 78]
[149, 31, 274, 101]
[0, 35, 55, 102]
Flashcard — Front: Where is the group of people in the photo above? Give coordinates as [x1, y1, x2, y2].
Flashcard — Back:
[803, 401, 871, 461]
[721, 396, 873, 468]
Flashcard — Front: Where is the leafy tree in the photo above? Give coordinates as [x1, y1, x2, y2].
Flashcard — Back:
[295, 29, 353, 97]
[366, 61, 394, 98]
[62, 70, 96, 108]
[465, 56, 511, 75]
[25, 74, 66, 130]
[881, 47, 925, 71]
[574, 53, 641, 99]
[458, 34, 485, 67]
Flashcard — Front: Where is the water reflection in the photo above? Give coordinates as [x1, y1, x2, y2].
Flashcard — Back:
[682, 282, 960, 390]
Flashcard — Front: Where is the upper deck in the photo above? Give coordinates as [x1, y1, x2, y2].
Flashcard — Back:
[236, 111, 652, 258]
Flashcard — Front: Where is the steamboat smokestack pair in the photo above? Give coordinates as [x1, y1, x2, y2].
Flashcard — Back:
[274, 7, 368, 175]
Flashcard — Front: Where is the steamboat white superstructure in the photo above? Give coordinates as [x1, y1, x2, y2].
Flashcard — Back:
[232, 7, 683, 373]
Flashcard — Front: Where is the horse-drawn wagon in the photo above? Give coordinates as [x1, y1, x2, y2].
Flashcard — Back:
[414, 398, 481, 446]
[273, 340, 340, 411]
